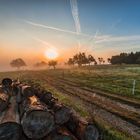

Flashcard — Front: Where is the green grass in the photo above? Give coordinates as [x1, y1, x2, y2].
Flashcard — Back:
[0, 65, 140, 100]
[0, 65, 139, 140]
[41, 65, 140, 100]
[94, 117, 134, 140]
[29, 80, 135, 140]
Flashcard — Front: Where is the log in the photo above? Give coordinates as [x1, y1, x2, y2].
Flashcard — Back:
[1, 78, 12, 87]
[40, 90, 56, 107]
[0, 89, 10, 112]
[52, 102, 71, 125]
[21, 95, 55, 139]
[44, 127, 78, 140]
[34, 87, 44, 99]
[21, 85, 35, 98]
[41, 91, 53, 102]
[0, 97, 22, 140]
[34, 88, 70, 125]
[21, 134, 30, 140]
[33, 89, 56, 108]
[66, 112, 99, 140]
[1, 78, 13, 96]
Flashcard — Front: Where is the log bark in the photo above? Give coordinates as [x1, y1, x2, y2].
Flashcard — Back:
[21, 95, 55, 139]
[44, 127, 78, 140]
[66, 112, 99, 140]
[0, 89, 10, 112]
[0, 97, 22, 140]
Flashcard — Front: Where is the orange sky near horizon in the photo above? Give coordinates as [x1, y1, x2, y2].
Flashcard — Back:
[0, 39, 117, 71]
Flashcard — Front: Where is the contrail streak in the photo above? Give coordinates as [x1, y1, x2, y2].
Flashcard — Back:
[24, 20, 86, 37]
[24, 20, 140, 45]
[32, 37, 54, 48]
[70, 0, 81, 34]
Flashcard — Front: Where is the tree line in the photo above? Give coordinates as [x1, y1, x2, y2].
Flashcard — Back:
[9, 51, 140, 70]
[110, 52, 140, 64]
[67, 52, 106, 67]
[10, 59, 57, 70]
[67, 52, 96, 67]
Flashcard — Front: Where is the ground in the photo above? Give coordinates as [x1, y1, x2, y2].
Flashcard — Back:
[0, 64, 140, 140]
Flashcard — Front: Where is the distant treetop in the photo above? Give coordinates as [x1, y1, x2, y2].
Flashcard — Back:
[10, 58, 26, 69]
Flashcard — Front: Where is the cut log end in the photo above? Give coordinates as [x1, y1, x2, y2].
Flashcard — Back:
[1, 78, 12, 87]
[54, 106, 71, 125]
[0, 122, 22, 140]
[21, 110, 55, 139]
[84, 124, 99, 140]
[0, 92, 10, 112]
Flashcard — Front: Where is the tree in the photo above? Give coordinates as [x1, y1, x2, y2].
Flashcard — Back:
[107, 58, 111, 64]
[10, 58, 26, 70]
[48, 60, 57, 69]
[34, 61, 47, 67]
[110, 52, 140, 64]
[98, 57, 104, 64]
[73, 52, 89, 67]
[68, 52, 96, 67]
[136, 57, 140, 64]
[67, 58, 75, 66]
[88, 55, 95, 65]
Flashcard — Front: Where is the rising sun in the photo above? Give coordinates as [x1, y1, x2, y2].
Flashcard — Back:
[45, 48, 58, 59]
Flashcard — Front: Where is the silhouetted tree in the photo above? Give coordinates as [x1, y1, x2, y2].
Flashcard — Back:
[67, 58, 75, 66]
[98, 57, 104, 64]
[68, 52, 96, 67]
[48, 60, 57, 69]
[10, 58, 26, 70]
[107, 58, 111, 64]
[88, 55, 95, 65]
[34, 61, 47, 67]
[110, 52, 140, 64]
[136, 57, 140, 64]
[94, 61, 97, 65]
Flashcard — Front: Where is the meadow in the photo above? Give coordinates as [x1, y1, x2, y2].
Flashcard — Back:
[0, 64, 140, 140]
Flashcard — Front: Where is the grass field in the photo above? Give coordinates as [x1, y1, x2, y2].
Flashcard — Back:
[0, 64, 140, 140]
[39, 65, 140, 100]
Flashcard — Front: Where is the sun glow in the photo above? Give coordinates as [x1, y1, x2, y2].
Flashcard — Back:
[45, 48, 58, 59]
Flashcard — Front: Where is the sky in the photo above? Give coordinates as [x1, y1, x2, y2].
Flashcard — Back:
[0, 0, 140, 71]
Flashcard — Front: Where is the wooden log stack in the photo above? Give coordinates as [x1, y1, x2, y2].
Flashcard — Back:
[20, 95, 55, 139]
[0, 97, 22, 140]
[0, 78, 100, 140]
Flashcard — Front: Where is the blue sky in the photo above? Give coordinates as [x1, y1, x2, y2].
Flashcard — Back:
[0, 0, 140, 70]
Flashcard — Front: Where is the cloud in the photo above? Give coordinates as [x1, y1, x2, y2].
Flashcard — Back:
[70, 0, 81, 34]
[95, 35, 140, 44]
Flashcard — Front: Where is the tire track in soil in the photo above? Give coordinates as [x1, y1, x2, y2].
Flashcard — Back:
[41, 76, 140, 140]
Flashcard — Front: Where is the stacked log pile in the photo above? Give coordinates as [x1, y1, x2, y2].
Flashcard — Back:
[0, 78, 100, 140]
